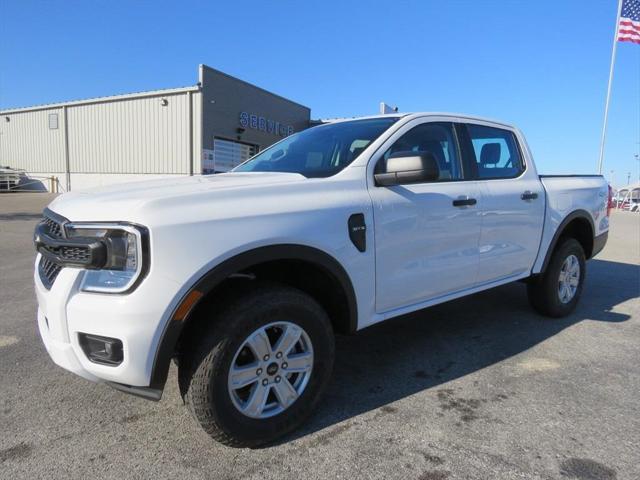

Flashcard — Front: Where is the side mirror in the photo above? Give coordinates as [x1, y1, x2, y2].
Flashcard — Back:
[374, 151, 440, 186]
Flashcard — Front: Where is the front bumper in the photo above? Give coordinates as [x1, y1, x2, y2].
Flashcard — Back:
[34, 254, 182, 397]
[37, 307, 100, 383]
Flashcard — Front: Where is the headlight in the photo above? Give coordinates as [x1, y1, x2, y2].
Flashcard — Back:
[65, 223, 148, 293]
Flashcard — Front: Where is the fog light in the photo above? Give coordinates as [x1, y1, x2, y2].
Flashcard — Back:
[78, 333, 123, 366]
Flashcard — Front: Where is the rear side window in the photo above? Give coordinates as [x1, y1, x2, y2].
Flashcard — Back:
[466, 124, 524, 179]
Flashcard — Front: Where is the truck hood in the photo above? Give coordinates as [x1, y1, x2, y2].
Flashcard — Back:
[48, 172, 308, 222]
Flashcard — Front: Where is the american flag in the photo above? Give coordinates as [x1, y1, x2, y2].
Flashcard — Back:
[618, 0, 640, 44]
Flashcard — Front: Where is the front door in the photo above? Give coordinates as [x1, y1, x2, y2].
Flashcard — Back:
[369, 120, 483, 313]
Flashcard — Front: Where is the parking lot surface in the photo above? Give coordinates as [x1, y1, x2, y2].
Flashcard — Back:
[1, 193, 639, 480]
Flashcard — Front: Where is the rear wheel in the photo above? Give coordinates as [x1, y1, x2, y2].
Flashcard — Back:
[179, 284, 335, 447]
[527, 238, 586, 318]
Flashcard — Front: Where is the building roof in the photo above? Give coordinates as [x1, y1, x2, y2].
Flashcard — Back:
[0, 85, 200, 115]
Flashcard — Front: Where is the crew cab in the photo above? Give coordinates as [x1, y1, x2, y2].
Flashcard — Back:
[33, 113, 610, 447]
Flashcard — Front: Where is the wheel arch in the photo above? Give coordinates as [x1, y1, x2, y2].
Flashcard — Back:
[148, 244, 358, 390]
[540, 209, 595, 273]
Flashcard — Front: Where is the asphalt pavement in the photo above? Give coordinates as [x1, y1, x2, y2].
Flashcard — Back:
[1, 193, 638, 480]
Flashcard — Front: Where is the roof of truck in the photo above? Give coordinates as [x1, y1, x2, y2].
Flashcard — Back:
[321, 112, 516, 129]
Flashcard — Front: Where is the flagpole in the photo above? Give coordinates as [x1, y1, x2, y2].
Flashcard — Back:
[598, 0, 624, 174]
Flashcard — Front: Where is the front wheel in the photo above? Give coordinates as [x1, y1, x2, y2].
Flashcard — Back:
[527, 238, 586, 318]
[179, 284, 335, 447]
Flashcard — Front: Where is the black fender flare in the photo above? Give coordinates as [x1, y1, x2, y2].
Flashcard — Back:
[539, 209, 595, 273]
[148, 244, 358, 390]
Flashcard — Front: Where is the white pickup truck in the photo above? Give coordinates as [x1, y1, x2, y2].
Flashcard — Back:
[34, 113, 610, 447]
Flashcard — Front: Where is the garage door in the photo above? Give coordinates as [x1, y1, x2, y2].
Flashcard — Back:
[212, 138, 258, 173]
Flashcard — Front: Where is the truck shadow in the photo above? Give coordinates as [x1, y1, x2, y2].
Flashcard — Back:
[281, 258, 637, 444]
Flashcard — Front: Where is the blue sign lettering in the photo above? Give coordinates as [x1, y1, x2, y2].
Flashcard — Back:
[239, 112, 293, 137]
[239, 112, 249, 128]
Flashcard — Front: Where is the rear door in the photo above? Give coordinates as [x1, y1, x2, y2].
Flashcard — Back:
[458, 123, 544, 284]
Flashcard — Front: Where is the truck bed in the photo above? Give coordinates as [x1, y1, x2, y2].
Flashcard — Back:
[532, 175, 609, 273]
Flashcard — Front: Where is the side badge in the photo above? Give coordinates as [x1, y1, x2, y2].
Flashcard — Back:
[348, 213, 366, 252]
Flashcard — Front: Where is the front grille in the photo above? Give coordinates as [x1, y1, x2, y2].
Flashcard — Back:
[43, 215, 63, 238]
[41, 245, 91, 263]
[38, 213, 66, 289]
[61, 246, 91, 262]
[39, 257, 62, 289]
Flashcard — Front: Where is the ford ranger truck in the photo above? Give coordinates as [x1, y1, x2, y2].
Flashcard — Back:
[33, 113, 610, 447]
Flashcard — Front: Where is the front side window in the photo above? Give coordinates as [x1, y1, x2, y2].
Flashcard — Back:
[377, 122, 462, 181]
[234, 117, 399, 178]
[466, 124, 524, 179]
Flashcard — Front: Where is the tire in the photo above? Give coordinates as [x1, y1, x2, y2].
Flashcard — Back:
[527, 238, 586, 318]
[179, 283, 335, 447]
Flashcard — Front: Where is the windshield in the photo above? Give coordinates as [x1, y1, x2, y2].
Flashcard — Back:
[234, 117, 399, 178]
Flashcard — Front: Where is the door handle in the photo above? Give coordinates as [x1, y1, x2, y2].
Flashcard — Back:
[452, 197, 477, 207]
[521, 191, 538, 201]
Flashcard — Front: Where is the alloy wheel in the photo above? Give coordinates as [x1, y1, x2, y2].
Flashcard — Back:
[558, 254, 580, 304]
[227, 321, 314, 419]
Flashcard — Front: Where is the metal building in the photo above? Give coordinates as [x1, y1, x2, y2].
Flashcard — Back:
[0, 65, 310, 192]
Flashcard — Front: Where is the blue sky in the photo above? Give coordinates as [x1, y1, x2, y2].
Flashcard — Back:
[1, 0, 638, 183]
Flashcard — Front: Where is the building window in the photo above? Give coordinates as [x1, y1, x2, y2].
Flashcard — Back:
[48, 113, 59, 130]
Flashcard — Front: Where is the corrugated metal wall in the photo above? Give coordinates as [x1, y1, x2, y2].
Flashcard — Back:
[0, 88, 201, 176]
[0, 108, 66, 172]
[68, 92, 194, 174]
[191, 91, 202, 174]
